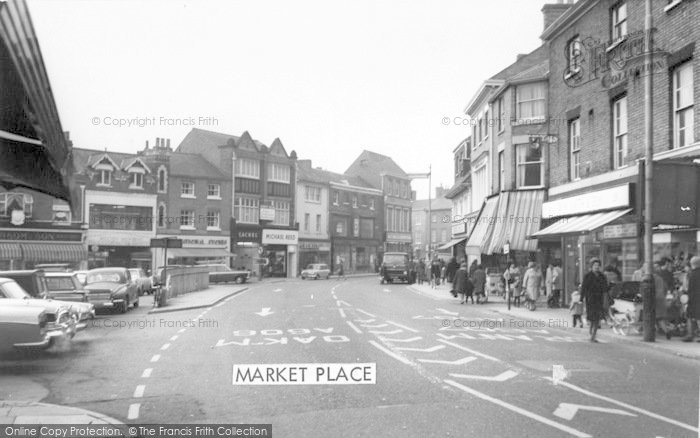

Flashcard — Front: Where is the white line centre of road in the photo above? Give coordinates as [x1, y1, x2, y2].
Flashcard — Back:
[338, 308, 346, 318]
[170, 335, 178, 341]
[437, 339, 502, 362]
[346, 321, 363, 334]
[160, 343, 170, 350]
[444, 380, 591, 438]
[141, 368, 153, 378]
[127, 404, 140, 420]
[150, 355, 161, 363]
[133, 385, 146, 398]
[546, 378, 699, 433]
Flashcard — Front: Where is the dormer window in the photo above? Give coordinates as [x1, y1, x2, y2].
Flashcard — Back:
[92, 155, 118, 187]
[129, 171, 144, 189]
[99, 169, 111, 186]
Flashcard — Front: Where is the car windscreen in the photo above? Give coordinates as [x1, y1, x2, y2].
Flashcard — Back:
[129, 270, 140, 278]
[0, 281, 31, 299]
[46, 277, 77, 291]
[383, 255, 407, 265]
[87, 271, 125, 284]
[306, 265, 315, 270]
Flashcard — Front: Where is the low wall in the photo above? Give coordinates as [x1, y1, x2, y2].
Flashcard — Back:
[164, 266, 209, 301]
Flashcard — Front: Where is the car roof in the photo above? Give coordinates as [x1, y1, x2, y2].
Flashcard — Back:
[89, 267, 127, 272]
[44, 272, 78, 277]
[0, 270, 44, 277]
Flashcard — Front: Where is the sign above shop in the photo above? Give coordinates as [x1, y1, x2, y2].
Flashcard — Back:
[385, 232, 412, 243]
[602, 223, 637, 240]
[299, 241, 331, 251]
[0, 230, 82, 242]
[542, 184, 632, 218]
[86, 231, 152, 247]
[150, 238, 183, 248]
[260, 208, 276, 221]
[262, 229, 298, 245]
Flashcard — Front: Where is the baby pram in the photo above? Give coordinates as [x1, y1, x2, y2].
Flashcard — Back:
[662, 293, 686, 339]
[608, 281, 643, 336]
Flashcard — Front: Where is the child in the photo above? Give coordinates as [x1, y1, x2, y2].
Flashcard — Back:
[570, 289, 583, 328]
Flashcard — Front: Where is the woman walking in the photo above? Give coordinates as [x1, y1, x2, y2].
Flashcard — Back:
[581, 258, 608, 342]
[521, 261, 543, 311]
[454, 263, 474, 304]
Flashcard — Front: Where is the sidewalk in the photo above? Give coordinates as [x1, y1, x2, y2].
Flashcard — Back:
[408, 282, 700, 360]
[148, 284, 248, 314]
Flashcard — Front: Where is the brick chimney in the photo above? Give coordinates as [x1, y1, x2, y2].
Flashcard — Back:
[542, 1, 574, 33]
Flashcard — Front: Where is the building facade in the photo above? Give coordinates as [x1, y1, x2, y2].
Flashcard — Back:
[444, 138, 473, 264]
[178, 128, 299, 278]
[412, 189, 453, 261]
[295, 160, 332, 272]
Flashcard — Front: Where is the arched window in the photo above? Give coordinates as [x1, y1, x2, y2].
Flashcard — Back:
[157, 166, 167, 193]
[157, 203, 166, 228]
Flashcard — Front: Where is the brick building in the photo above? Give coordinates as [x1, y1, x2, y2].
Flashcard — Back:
[444, 137, 473, 264]
[178, 128, 299, 278]
[412, 188, 453, 262]
[295, 160, 332, 271]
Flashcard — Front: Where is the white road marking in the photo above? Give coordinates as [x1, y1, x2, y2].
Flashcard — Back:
[437, 339, 502, 362]
[356, 309, 376, 317]
[346, 321, 363, 334]
[436, 308, 459, 316]
[444, 380, 591, 438]
[395, 345, 445, 353]
[338, 308, 346, 318]
[133, 385, 146, 398]
[255, 307, 274, 317]
[546, 378, 699, 433]
[336, 300, 351, 307]
[369, 340, 414, 365]
[354, 318, 376, 323]
[386, 320, 419, 333]
[383, 289, 391, 292]
[449, 370, 519, 382]
[369, 329, 403, 335]
[417, 356, 477, 365]
[150, 354, 161, 363]
[379, 336, 422, 343]
[360, 323, 388, 328]
[177, 329, 186, 334]
[161, 343, 170, 350]
[274, 288, 282, 292]
[170, 335, 178, 341]
[553, 403, 636, 421]
[141, 368, 153, 378]
[127, 403, 140, 420]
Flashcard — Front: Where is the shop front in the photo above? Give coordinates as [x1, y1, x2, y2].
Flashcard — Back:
[332, 238, 379, 274]
[230, 223, 262, 277]
[298, 239, 331, 274]
[154, 234, 231, 268]
[261, 228, 298, 278]
[85, 229, 154, 270]
[0, 229, 87, 270]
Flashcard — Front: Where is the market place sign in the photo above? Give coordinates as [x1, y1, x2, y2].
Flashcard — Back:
[564, 28, 668, 89]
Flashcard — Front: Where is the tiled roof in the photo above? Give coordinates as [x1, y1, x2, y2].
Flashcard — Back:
[177, 128, 241, 152]
[412, 197, 452, 211]
[297, 161, 373, 188]
[490, 45, 548, 81]
[344, 150, 409, 189]
[510, 60, 549, 82]
[74, 148, 137, 173]
[169, 153, 227, 179]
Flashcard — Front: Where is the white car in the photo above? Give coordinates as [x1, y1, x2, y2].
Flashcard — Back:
[300, 264, 331, 280]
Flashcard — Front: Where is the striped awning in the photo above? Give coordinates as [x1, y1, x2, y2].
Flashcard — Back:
[20, 243, 88, 262]
[529, 209, 633, 238]
[465, 196, 500, 256]
[438, 238, 466, 251]
[486, 190, 545, 254]
[0, 243, 22, 260]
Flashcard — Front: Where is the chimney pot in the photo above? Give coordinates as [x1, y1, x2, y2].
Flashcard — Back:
[542, 2, 574, 33]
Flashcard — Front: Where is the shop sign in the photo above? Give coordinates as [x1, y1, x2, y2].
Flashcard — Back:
[0, 230, 82, 242]
[385, 232, 412, 243]
[353, 218, 360, 237]
[262, 229, 298, 245]
[86, 231, 152, 247]
[602, 223, 637, 240]
[260, 207, 276, 221]
[452, 222, 466, 236]
[299, 241, 331, 251]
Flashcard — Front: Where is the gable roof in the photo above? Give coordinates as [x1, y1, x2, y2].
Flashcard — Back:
[344, 150, 409, 189]
[75, 148, 139, 173]
[177, 128, 241, 153]
[121, 157, 151, 173]
[297, 161, 373, 188]
[169, 153, 227, 179]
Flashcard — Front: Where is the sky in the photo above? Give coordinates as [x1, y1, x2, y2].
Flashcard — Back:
[28, 0, 545, 199]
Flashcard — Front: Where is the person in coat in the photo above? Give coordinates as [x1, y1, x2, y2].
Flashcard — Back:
[472, 265, 487, 304]
[683, 256, 700, 342]
[581, 258, 608, 342]
[454, 263, 474, 304]
[417, 259, 426, 285]
[521, 261, 543, 307]
[503, 263, 521, 307]
[446, 257, 458, 284]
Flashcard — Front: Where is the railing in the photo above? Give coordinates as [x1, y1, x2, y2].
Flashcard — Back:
[162, 266, 210, 305]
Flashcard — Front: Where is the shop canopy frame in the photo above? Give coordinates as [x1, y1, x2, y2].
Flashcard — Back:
[529, 208, 634, 238]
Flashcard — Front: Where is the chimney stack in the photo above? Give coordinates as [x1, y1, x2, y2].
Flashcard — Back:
[542, 1, 574, 33]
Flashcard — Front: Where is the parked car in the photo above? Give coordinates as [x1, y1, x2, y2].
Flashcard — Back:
[0, 278, 78, 345]
[380, 252, 411, 284]
[44, 272, 88, 303]
[84, 267, 139, 313]
[207, 264, 249, 284]
[0, 270, 95, 327]
[74, 271, 89, 286]
[129, 268, 152, 296]
[301, 264, 331, 280]
[34, 263, 73, 272]
[0, 306, 56, 355]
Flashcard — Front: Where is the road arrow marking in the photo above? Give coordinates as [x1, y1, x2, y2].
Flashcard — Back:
[417, 356, 476, 365]
[553, 403, 636, 421]
[449, 369, 519, 382]
[436, 308, 458, 316]
[336, 300, 351, 307]
[361, 323, 389, 328]
[255, 307, 274, 317]
[369, 329, 403, 335]
[215, 338, 251, 347]
[395, 345, 445, 353]
[379, 336, 422, 343]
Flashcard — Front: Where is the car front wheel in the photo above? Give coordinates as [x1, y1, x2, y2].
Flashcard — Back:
[121, 298, 129, 314]
[133, 296, 139, 308]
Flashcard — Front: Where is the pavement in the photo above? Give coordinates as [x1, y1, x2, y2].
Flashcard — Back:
[409, 281, 700, 360]
[148, 284, 249, 314]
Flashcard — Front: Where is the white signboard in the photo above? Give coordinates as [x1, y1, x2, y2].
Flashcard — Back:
[262, 229, 299, 245]
[160, 235, 229, 249]
[260, 207, 276, 221]
[86, 230, 153, 247]
[542, 184, 630, 218]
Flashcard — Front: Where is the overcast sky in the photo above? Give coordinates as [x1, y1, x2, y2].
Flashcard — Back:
[28, 0, 545, 199]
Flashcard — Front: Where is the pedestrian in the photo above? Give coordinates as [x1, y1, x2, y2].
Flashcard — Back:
[682, 256, 700, 342]
[417, 259, 426, 285]
[440, 258, 446, 282]
[469, 259, 478, 277]
[551, 261, 563, 307]
[604, 257, 622, 284]
[424, 259, 432, 286]
[454, 262, 474, 304]
[522, 261, 543, 310]
[545, 262, 553, 298]
[504, 263, 521, 307]
[569, 288, 583, 328]
[581, 258, 607, 342]
[656, 257, 675, 293]
[336, 260, 346, 281]
[472, 264, 486, 304]
[446, 257, 458, 284]
[431, 257, 441, 288]
[408, 258, 417, 284]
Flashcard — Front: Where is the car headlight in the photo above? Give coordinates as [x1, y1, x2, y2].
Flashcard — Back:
[403, 271, 408, 275]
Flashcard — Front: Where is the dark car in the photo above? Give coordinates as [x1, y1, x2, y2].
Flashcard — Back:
[380, 252, 411, 284]
[84, 267, 139, 313]
[206, 264, 249, 284]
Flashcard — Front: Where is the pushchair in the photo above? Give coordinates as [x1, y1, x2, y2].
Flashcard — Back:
[661, 293, 686, 339]
[608, 281, 643, 336]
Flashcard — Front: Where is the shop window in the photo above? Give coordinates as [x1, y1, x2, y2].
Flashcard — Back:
[673, 62, 694, 148]
[613, 95, 628, 169]
[516, 142, 544, 188]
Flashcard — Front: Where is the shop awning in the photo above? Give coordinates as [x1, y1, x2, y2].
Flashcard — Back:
[465, 196, 500, 256]
[0, 243, 22, 260]
[438, 238, 466, 251]
[486, 190, 545, 254]
[166, 248, 233, 258]
[529, 208, 633, 238]
[21, 243, 88, 262]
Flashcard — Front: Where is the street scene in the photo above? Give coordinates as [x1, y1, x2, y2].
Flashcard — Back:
[1, 0, 700, 436]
